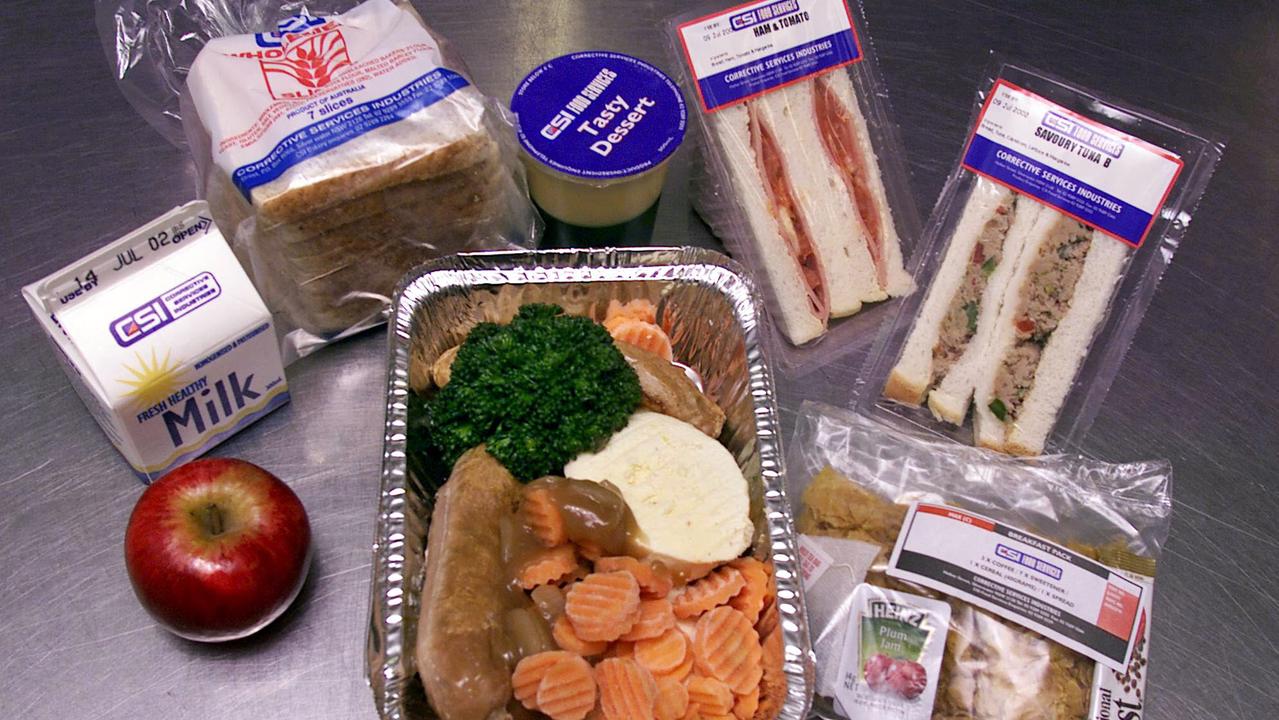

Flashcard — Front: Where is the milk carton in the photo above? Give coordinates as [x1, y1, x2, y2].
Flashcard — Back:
[22, 201, 289, 482]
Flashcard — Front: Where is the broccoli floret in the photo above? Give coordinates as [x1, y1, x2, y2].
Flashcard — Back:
[422, 303, 642, 481]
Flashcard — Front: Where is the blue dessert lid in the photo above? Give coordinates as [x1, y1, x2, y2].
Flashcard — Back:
[512, 51, 687, 180]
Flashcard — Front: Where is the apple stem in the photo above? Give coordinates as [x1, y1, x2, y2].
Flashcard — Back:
[204, 504, 225, 537]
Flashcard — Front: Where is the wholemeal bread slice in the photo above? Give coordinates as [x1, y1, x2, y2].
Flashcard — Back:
[709, 103, 827, 345]
[753, 81, 879, 317]
[884, 180, 1014, 405]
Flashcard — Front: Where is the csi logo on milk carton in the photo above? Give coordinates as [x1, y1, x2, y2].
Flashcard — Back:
[110, 272, 222, 347]
[22, 201, 289, 482]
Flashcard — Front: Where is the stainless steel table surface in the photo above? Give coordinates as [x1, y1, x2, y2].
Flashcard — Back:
[2, 1, 1275, 718]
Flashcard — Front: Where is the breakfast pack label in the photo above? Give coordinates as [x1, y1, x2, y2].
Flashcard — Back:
[962, 80, 1182, 247]
[187, 0, 470, 197]
[1088, 572, 1153, 719]
[22, 202, 289, 482]
[887, 503, 1144, 671]
[677, 0, 861, 112]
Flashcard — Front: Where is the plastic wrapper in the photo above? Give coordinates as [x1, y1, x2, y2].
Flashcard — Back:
[97, 0, 539, 361]
[787, 401, 1171, 720]
[860, 57, 1224, 454]
[663, 0, 921, 370]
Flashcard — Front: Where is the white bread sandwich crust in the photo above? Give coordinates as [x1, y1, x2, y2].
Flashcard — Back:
[814, 71, 912, 298]
[973, 212, 1129, 454]
[884, 180, 1014, 406]
[709, 103, 827, 345]
[1003, 230, 1129, 455]
[754, 81, 878, 317]
[927, 197, 1045, 424]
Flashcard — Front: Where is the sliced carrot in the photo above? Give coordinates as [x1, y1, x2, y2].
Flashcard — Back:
[609, 319, 674, 362]
[577, 540, 605, 562]
[621, 598, 677, 642]
[513, 650, 576, 710]
[595, 556, 674, 598]
[655, 674, 690, 720]
[634, 628, 688, 675]
[672, 567, 745, 619]
[753, 597, 778, 639]
[727, 558, 770, 625]
[554, 613, 609, 656]
[605, 299, 658, 325]
[654, 644, 695, 681]
[678, 703, 702, 720]
[596, 657, 658, 720]
[607, 641, 636, 659]
[731, 685, 759, 720]
[685, 676, 733, 716]
[693, 607, 763, 694]
[566, 571, 642, 642]
[538, 654, 599, 720]
[755, 627, 785, 720]
[519, 545, 580, 589]
[522, 486, 569, 547]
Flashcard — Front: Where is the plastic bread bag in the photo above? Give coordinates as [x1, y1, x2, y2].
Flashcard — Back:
[97, 0, 539, 362]
[663, 0, 921, 371]
[786, 400, 1171, 720]
[857, 56, 1224, 455]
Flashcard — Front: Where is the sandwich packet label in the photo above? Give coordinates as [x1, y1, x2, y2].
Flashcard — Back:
[962, 80, 1182, 247]
[22, 201, 289, 482]
[511, 51, 687, 180]
[187, 0, 470, 198]
[887, 503, 1144, 670]
[676, 0, 861, 112]
[834, 584, 950, 720]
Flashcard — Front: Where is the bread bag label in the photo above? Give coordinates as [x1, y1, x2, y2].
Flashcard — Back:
[187, 0, 470, 198]
[676, 0, 861, 112]
[962, 80, 1181, 247]
[834, 584, 950, 720]
[21, 202, 289, 482]
[887, 503, 1144, 671]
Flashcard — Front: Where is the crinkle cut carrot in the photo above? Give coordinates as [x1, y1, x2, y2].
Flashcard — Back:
[727, 558, 770, 625]
[634, 628, 688, 675]
[519, 544, 580, 589]
[693, 606, 763, 694]
[596, 657, 659, 720]
[595, 556, 674, 598]
[685, 675, 734, 716]
[537, 654, 599, 720]
[565, 571, 642, 642]
[754, 596, 778, 639]
[754, 626, 785, 720]
[605, 299, 658, 326]
[731, 684, 759, 720]
[609, 319, 674, 362]
[621, 598, 677, 642]
[654, 644, 694, 681]
[554, 613, 609, 656]
[672, 567, 745, 619]
[513, 650, 577, 710]
[655, 674, 690, 720]
[523, 486, 569, 547]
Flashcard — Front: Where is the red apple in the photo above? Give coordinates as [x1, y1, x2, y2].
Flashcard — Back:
[124, 458, 312, 641]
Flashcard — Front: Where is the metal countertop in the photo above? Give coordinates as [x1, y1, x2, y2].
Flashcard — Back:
[1, 1, 1276, 718]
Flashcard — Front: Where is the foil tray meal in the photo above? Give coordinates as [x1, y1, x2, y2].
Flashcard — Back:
[367, 247, 814, 720]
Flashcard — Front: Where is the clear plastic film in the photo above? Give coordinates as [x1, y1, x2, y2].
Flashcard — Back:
[786, 401, 1172, 720]
[97, 0, 539, 362]
[663, 0, 921, 371]
[859, 56, 1225, 455]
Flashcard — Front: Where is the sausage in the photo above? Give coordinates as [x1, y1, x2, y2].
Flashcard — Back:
[617, 341, 726, 438]
[416, 447, 522, 720]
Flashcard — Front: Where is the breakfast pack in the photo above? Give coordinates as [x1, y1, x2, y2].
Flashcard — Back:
[22, 202, 289, 481]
